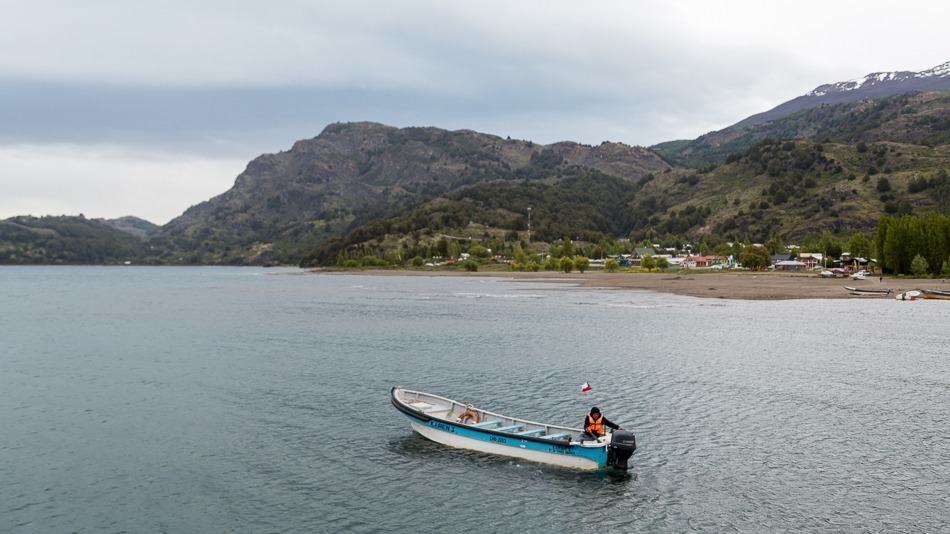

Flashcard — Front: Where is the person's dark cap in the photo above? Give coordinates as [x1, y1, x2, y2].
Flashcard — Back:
[590, 407, 601, 415]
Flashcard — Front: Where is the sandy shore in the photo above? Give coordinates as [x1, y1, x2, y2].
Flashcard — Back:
[312, 268, 950, 300]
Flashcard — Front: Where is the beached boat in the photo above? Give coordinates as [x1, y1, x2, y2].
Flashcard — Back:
[922, 289, 950, 300]
[844, 286, 891, 296]
[895, 289, 923, 301]
[391, 387, 636, 470]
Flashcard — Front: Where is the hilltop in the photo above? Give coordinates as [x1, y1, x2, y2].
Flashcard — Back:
[0, 215, 152, 264]
[160, 122, 669, 264]
[654, 62, 950, 166]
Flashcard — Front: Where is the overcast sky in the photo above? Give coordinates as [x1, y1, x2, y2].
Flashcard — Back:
[2, 0, 948, 223]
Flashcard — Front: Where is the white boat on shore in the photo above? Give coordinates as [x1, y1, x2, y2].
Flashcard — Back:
[391, 387, 637, 470]
[896, 289, 923, 301]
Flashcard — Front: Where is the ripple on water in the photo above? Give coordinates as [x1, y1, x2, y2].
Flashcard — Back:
[2, 270, 950, 532]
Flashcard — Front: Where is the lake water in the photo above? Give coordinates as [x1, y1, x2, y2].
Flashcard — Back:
[2, 267, 949, 532]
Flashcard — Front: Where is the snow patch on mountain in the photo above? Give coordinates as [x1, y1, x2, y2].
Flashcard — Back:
[805, 61, 950, 97]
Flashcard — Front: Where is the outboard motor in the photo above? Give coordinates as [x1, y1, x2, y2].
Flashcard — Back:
[606, 430, 637, 470]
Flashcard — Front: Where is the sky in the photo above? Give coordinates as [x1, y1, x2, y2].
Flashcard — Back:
[1, 0, 948, 224]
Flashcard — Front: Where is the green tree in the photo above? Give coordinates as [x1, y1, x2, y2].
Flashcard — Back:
[469, 244, 490, 258]
[561, 257, 574, 273]
[605, 258, 619, 272]
[740, 246, 771, 270]
[911, 254, 930, 276]
[462, 260, 479, 272]
[765, 233, 786, 255]
[847, 233, 872, 258]
[820, 230, 842, 262]
[411, 255, 424, 267]
[942, 260, 950, 277]
[447, 240, 461, 259]
[699, 238, 710, 256]
[655, 257, 670, 270]
[513, 243, 528, 264]
[574, 256, 589, 273]
[561, 238, 574, 259]
[641, 255, 656, 271]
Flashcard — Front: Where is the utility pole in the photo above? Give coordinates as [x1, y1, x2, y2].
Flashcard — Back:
[527, 207, 532, 244]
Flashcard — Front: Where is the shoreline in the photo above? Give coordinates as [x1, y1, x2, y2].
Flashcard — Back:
[310, 268, 950, 300]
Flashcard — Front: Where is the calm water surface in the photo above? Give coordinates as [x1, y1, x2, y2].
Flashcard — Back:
[1, 267, 949, 532]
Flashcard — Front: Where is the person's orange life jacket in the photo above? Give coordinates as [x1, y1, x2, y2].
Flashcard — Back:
[585, 414, 605, 436]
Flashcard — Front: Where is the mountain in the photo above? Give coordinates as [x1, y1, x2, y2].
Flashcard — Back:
[0, 215, 151, 264]
[98, 216, 160, 238]
[160, 122, 670, 264]
[740, 61, 950, 127]
[654, 61, 950, 166]
[308, 136, 950, 263]
[5, 63, 950, 266]
[654, 92, 950, 166]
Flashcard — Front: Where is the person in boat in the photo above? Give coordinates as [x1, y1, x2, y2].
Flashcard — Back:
[581, 407, 620, 440]
[457, 404, 479, 424]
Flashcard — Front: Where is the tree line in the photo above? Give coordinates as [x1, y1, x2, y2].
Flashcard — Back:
[875, 213, 950, 275]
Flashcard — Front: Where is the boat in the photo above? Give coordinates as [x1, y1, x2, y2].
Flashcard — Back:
[895, 289, 923, 301]
[391, 386, 636, 470]
[851, 272, 866, 280]
[843, 286, 891, 296]
[922, 289, 950, 300]
[819, 270, 835, 278]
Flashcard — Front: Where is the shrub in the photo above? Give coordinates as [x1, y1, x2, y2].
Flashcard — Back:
[343, 259, 360, 268]
[876, 177, 891, 193]
[360, 255, 387, 267]
[605, 259, 619, 272]
[641, 255, 656, 271]
[560, 257, 574, 273]
[411, 256, 425, 267]
[543, 257, 559, 271]
[509, 261, 525, 271]
[526, 260, 540, 272]
[462, 260, 479, 272]
[942, 260, 950, 277]
[655, 257, 670, 270]
[911, 254, 930, 276]
[469, 244, 491, 258]
[574, 256, 589, 273]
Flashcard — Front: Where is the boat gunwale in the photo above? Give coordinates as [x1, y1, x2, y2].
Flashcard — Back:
[843, 285, 892, 293]
[391, 387, 597, 448]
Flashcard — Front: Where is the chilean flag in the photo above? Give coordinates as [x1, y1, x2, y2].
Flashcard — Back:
[581, 382, 592, 393]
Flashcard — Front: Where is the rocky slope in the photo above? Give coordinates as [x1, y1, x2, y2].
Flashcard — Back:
[160, 122, 670, 263]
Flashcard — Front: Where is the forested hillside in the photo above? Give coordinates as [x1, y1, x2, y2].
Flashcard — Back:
[0, 216, 151, 264]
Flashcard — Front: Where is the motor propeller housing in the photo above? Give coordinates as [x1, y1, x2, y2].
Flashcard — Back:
[606, 430, 637, 469]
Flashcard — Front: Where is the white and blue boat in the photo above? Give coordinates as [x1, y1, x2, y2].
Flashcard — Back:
[391, 386, 636, 470]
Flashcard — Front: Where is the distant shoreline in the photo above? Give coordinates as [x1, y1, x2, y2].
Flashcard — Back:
[309, 268, 950, 300]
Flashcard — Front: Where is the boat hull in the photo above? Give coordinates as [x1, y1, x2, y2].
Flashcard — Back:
[392, 387, 611, 470]
[405, 417, 605, 470]
[922, 289, 950, 300]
